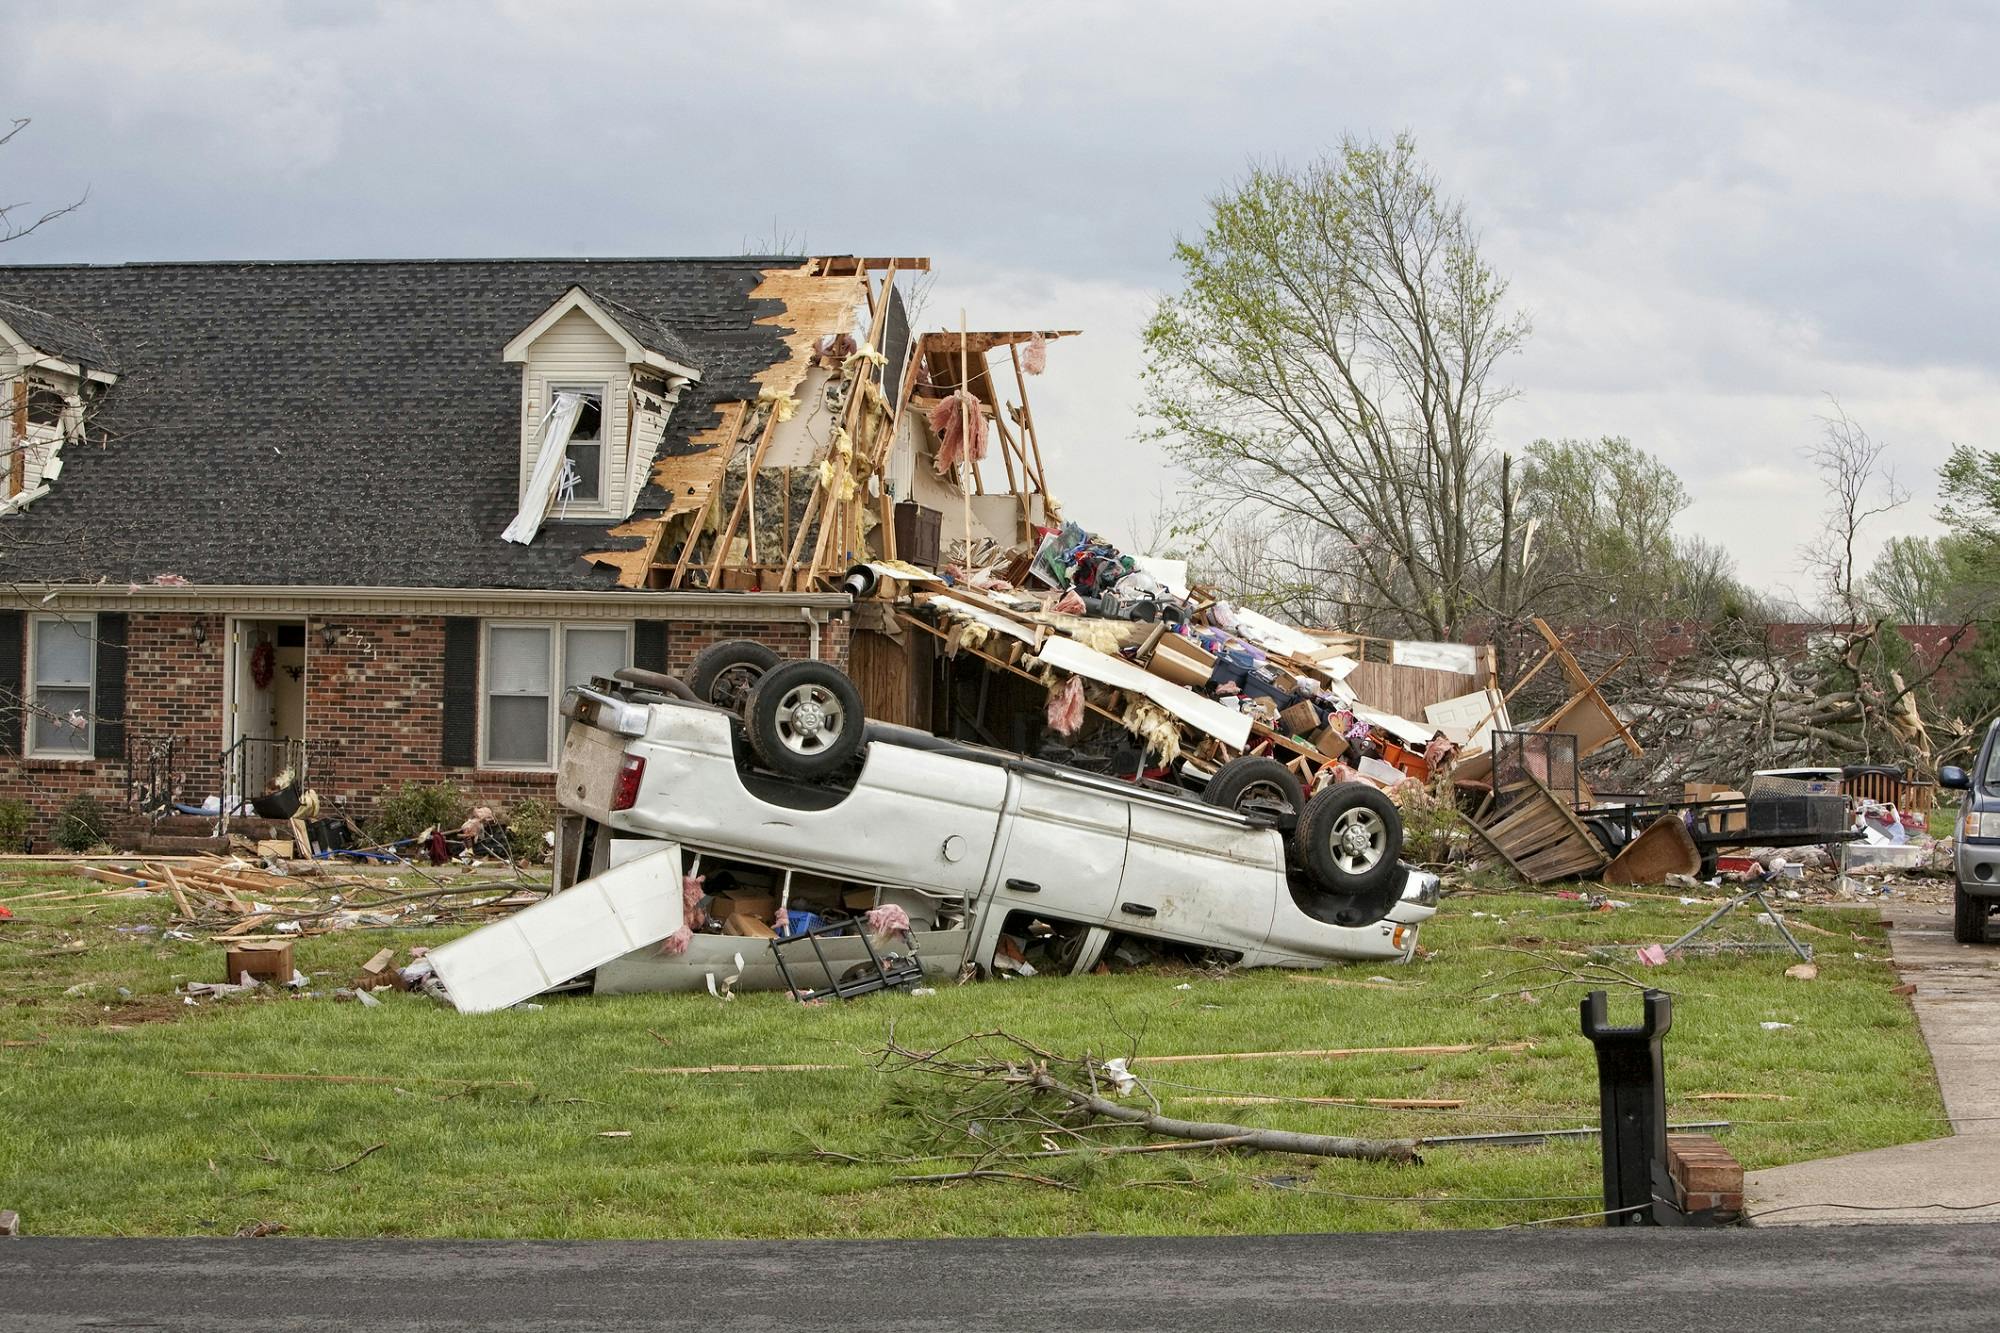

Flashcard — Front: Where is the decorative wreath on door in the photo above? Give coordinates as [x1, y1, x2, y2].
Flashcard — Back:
[250, 641, 276, 690]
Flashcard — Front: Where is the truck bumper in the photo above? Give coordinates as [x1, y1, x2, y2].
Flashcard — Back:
[1958, 839, 2000, 899]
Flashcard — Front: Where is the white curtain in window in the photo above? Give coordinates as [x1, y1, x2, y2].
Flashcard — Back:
[502, 393, 585, 545]
[486, 626, 552, 766]
[32, 618, 93, 755]
[563, 627, 628, 693]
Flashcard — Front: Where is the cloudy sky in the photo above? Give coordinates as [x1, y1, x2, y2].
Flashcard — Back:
[4, 0, 1993, 600]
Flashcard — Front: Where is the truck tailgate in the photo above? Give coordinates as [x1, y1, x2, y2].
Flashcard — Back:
[430, 844, 683, 1013]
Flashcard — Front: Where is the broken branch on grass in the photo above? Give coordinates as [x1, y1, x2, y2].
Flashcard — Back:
[325, 1142, 387, 1174]
[873, 1029, 1421, 1166]
[894, 1168, 1079, 1191]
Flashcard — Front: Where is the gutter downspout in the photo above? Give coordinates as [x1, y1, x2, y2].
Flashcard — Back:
[801, 605, 823, 660]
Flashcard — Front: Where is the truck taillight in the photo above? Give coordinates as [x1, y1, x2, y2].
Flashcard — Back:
[611, 754, 646, 811]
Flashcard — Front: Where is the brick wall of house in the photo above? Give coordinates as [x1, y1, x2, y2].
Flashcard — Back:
[665, 616, 848, 673]
[0, 611, 223, 840]
[0, 606, 852, 841]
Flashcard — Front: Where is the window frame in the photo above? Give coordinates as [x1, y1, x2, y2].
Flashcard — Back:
[26, 612, 95, 760]
[544, 379, 608, 509]
[478, 619, 633, 772]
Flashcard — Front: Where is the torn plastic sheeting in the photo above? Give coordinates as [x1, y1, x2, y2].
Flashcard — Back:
[929, 594, 1041, 647]
[428, 844, 684, 1013]
[502, 392, 585, 545]
[1226, 606, 1329, 659]
[862, 560, 944, 583]
[1129, 554, 1191, 601]
[1389, 639, 1481, 675]
[1348, 702, 1438, 747]
[1033, 634, 1252, 749]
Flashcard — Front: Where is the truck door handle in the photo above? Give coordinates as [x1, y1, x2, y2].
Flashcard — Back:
[1005, 878, 1041, 893]
[1120, 902, 1157, 917]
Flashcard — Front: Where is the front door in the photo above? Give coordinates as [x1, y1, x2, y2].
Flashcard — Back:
[227, 618, 307, 803]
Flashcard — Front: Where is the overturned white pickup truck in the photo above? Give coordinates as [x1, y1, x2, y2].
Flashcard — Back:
[431, 652, 1439, 1012]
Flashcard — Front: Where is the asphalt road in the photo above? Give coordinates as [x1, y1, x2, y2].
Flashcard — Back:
[3, 1225, 1997, 1332]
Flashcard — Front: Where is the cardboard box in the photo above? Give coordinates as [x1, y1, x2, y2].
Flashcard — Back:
[708, 892, 776, 923]
[1278, 700, 1322, 736]
[723, 913, 778, 939]
[1147, 633, 1217, 690]
[1308, 725, 1350, 760]
[225, 940, 294, 986]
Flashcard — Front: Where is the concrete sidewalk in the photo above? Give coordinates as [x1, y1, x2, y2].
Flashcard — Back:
[1745, 899, 2000, 1225]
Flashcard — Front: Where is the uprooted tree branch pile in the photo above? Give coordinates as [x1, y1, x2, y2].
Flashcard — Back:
[834, 1030, 1420, 1185]
[1498, 616, 1978, 786]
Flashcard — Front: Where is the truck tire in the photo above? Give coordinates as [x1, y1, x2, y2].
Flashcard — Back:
[1202, 756, 1306, 831]
[1954, 882, 1989, 945]
[1295, 782, 1404, 909]
[689, 639, 783, 714]
[745, 660, 866, 780]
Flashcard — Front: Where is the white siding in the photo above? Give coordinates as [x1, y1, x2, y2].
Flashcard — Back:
[520, 308, 631, 519]
[0, 345, 16, 497]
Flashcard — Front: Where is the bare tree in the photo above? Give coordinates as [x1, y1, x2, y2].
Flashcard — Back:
[1802, 399, 1906, 620]
[0, 119, 86, 245]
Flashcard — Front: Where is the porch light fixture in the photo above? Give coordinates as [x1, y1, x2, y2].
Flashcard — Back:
[189, 621, 207, 647]
[318, 623, 340, 651]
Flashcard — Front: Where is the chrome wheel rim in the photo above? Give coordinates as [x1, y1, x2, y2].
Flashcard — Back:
[1328, 807, 1387, 874]
[775, 683, 843, 755]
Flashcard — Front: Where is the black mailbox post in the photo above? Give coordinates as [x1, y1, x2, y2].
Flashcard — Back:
[1579, 987, 1674, 1226]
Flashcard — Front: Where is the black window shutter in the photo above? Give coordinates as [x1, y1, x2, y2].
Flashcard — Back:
[441, 618, 479, 767]
[93, 613, 128, 760]
[0, 612, 20, 757]
[632, 620, 667, 673]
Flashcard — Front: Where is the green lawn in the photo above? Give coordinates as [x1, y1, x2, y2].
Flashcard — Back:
[0, 867, 1945, 1237]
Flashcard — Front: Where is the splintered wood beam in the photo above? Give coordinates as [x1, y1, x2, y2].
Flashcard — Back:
[1008, 343, 1050, 497]
[706, 401, 785, 586]
[804, 262, 900, 587]
[670, 401, 747, 588]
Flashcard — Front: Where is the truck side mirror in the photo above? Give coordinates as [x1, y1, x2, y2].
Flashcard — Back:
[1940, 765, 1971, 790]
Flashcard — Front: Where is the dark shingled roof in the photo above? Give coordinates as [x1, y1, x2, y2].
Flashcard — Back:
[0, 295, 120, 373]
[582, 287, 705, 374]
[0, 257, 811, 590]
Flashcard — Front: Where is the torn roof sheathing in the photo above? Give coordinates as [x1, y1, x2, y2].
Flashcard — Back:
[585, 260, 867, 586]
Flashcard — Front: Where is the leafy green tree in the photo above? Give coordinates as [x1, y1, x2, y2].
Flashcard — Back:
[1142, 134, 1527, 638]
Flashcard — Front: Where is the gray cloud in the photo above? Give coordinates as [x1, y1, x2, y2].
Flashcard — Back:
[3, 0, 1993, 594]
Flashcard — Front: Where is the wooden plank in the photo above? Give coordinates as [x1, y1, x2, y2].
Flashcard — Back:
[1134, 1042, 1534, 1066]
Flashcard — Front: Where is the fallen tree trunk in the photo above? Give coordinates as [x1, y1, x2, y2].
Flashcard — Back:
[1028, 1070, 1418, 1162]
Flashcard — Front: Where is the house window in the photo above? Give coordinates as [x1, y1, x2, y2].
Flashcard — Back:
[548, 382, 605, 504]
[28, 614, 93, 757]
[482, 621, 632, 769]
[25, 379, 66, 430]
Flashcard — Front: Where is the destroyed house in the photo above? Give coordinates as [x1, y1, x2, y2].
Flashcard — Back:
[0, 255, 919, 839]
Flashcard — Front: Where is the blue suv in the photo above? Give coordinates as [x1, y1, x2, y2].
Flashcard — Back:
[1940, 727, 2000, 944]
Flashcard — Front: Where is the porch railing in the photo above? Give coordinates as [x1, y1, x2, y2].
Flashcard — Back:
[124, 734, 182, 821]
[219, 737, 335, 829]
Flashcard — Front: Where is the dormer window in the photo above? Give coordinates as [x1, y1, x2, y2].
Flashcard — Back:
[500, 286, 701, 545]
[550, 381, 605, 504]
[0, 298, 119, 514]
[25, 377, 66, 429]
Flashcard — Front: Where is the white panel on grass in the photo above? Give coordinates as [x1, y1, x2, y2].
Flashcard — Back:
[430, 844, 683, 1013]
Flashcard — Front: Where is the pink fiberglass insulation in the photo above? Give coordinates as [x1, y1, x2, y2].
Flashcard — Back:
[865, 903, 912, 936]
[1021, 332, 1048, 375]
[1046, 673, 1086, 736]
[928, 389, 989, 475]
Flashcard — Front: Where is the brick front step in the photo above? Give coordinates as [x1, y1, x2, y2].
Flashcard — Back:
[1668, 1133, 1744, 1222]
